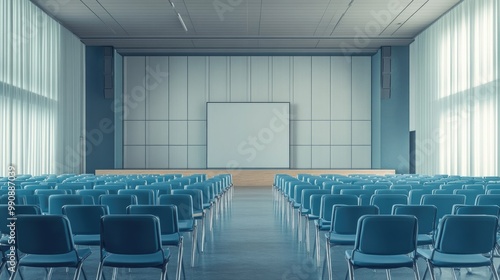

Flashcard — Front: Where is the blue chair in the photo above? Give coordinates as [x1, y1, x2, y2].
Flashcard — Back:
[99, 194, 137, 214]
[324, 205, 379, 280]
[76, 189, 109, 205]
[315, 194, 359, 265]
[392, 204, 437, 246]
[453, 189, 483, 205]
[127, 205, 184, 280]
[94, 183, 126, 194]
[62, 205, 109, 246]
[345, 215, 419, 280]
[118, 189, 155, 205]
[417, 215, 499, 280]
[158, 194, 197, 267]
[33, 189, 68, 213]
[476, 194, 500, 206]
[97, 214, 170, 280]
[369, 194, 408, 214]
[12, 215, 91, 280]
[452, 204, 500, 216]
[408, 189, 432, 205]
[55, 183, 87, 194]
[301, 189, 329, 254]
[48, 194, 94, 214]
[420, 194, 466, 226]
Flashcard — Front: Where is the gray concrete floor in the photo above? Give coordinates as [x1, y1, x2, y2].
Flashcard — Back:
[7, 187, 498, 280]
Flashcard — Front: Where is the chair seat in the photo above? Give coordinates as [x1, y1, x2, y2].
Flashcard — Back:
[178, 220, 195, 231]
[345, 250, 414, 269]
[417, 234, 433, 246]
[161, 233, 182, 246]
[19, 248, 91, 267]
[307, 214, 319, 220]
[417, 249, 492, 267]
[73, 234, 100, 246]
[326, 233, 356, 245]
[102, 249, 170, 268]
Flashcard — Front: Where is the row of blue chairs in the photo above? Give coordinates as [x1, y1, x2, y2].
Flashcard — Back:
[273, 174, 500, 280]
[2, 205, 181, 280]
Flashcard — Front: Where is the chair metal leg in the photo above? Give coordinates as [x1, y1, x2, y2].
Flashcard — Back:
[491, 263, 500, 280]
[298, 212, 302, 243]
[305, 217, 311, 254]
[200, 216, 205, 253]
[176, 237, 184, 280]
[96, 263, 104, 280]
[347, 260, 355, 280]
[73, 262, 84, 280]
[325, 240, 333, 280]
[111, 268, 117, 280]
[426, 261, 436, 280]
[413, 261, 421, 280]
[315, 226, 321, 266]
[47, 268, 54, 280]
[191, 225, 197, 267]
[385, 269, 391, 280]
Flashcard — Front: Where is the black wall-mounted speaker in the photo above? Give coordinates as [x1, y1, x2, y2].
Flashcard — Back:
[381, 46, 391, 99]
[104, 46, 114, 99]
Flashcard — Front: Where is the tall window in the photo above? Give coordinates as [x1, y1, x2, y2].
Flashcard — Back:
[0, 0, 85, 176]
[410, 0, 499, 176]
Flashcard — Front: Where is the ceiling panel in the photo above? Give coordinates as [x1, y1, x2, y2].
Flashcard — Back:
[30, 0, 462, 54]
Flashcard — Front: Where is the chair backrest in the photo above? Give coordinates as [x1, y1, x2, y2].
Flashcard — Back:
[452, 205, 500, 216]
[127, 205, 179, 235]
[453, 189, 483, 205]
[48, 194, 94, 214]
[374, 189, 409, 195]
[408, 189, 432, 205]
[363, 184, 389, 191]
[99, 194, 138, 214]
[331, 205, 379, 234]
[15, 215, 75, 254]
[302, 189, 329, 212]
[463, 184, 485, 191]
[354, 215, 417, 255]
[172, 189, 203, 213]
[185, 184, 212, 204]
[434, 214, 498, 254]
[118, 189, 155, 205]
[158, 194, 194, 221]
[100, 214, 162, 254]
[293, 185, 319, 204]
[136, 184, 172, 197]
[390, 184, 412, 191]
[392, 204, 437, 235]
[0, 205, 40, 234]
[475, 194, 500, 206]
[331, 185, 361, 194]
[76, 189, 109, 204]
[55, 183, 87, 194]
[370, 194, 408, 214]
[420, 194, 466, 221]
[62, 205, 109, 235]
[94, 184, 126, 194]
[320, 194, 359, 222]
[485, 184, 500, 193]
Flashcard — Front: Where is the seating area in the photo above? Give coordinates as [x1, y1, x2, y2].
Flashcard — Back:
[274, 173, 500, 279]
[0, 173, 233, 280]
[2, 172, 500, 279]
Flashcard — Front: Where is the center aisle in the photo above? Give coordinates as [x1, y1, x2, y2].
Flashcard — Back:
[190, 186, 319, 280]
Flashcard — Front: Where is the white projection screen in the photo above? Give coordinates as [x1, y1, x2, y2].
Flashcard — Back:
[207, 102, 290, 169]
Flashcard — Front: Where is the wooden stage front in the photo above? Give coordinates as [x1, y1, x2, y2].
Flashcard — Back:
[95, 169, 396, 187]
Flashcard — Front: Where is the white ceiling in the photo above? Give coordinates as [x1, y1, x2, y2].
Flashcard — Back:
[31, 0, 461, 55]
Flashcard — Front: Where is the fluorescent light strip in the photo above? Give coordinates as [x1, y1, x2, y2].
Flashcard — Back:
[177, 12, 188, 32]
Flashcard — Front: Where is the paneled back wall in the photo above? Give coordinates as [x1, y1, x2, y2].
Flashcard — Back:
[123, 56, 371, 169]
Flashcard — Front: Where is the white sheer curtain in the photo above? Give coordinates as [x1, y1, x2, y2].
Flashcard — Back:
[410, 0, 499, 176]
[0, 0, 85, 176]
